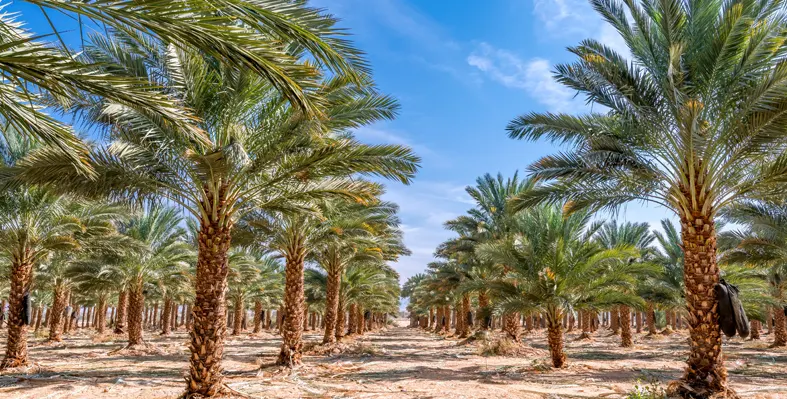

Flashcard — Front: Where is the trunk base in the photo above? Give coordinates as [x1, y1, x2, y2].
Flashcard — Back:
[667, 376, 739, 399]
[576, 332, 592, 341]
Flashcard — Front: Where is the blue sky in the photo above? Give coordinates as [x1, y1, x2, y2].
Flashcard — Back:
[13, 0, 674, 284]
[309, 0, 674, 283]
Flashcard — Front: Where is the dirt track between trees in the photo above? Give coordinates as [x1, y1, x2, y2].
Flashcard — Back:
[1, 321, 786, 398]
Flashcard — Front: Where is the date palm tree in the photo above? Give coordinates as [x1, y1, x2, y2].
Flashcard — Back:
[719, 202, 787, 346]
[474, 205, 644, 368]
[314, 199, 407, 344]
[595, 221, 655, 347]
[8, 0, 368, 152]
[5, 33, 418, 393]
[505, 0, 787, 394]
[0, 193, 127, 367]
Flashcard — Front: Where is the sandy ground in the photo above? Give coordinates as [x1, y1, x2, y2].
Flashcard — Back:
[0, 321, 786, 398]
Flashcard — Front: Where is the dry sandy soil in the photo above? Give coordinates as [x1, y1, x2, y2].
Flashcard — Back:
[0, 321, 786, 398]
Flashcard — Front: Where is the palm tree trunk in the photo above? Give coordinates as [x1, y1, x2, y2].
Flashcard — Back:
[1, 255, 33, 369]
[750, 320, 760, 340]
[546, 309, 566, 368]
[97, 295, 107, 334]
[127, 278, 145, 346]
[47, 284, 67, 342]
[355, 305, 364, 335]
[635, 310, 642, 334]
[478, 292, 490, 330]
[335, 295, 346, 340]
[434, 306, 443, 333]
[773, 306, 787, 347]
[253, 301, 262, 334]
[348, 303, 357, 335]
[503, 312, 521, 341]
[152, 302, 159, 329]
[232, 296, 243, 336]
[620, 305, 632, 347]
[33, 306, 43, 333]
[185, 212, 232, 398]
[277, 243, 306, 367]
[610, 307, 620, 334]
[460, 295, 471, 337]
[646, 302, 656, 336]
[322, 262, 341, 344]
[161, 297, 172, 335]
[677, 213, 727, 395]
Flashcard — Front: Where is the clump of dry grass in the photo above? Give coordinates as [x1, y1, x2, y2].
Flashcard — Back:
[346, 342, 384, 356]
[477, 337, 518, 356]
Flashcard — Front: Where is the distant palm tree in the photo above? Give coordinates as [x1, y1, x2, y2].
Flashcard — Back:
[720, 202, 787, 346]
[594, 221, 655, 347]
[505, 0, 787, 394]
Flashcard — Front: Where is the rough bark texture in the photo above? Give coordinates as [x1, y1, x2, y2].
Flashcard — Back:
[128, 278, 145, 346]
[1, 256, 33, 369]
[47, 285, 67, 342]
[750, 320, 760, 340]
[33, 306, 43, 333]
[460, 295, 471, 337]
[185, 209, 232, 397]
[773, 306, 787, 347]
[232, 296, 243, 336]
[478, 293, 490, 330]
[335, 296, 346, 340]
[161, 297, 172, 335]
[253, 301, 262, 334]
[96, 295, 107, 334]
[503, 312, 521, 341]
[277, 240, 306, 367]
[620, 306, 632, 348]
[546, 311, 566, 368]
[646, 302, 656, 336]
[673, 212, 728, 397]
[610, 307, 620, 334]
[322, 261, 341, 344]
[636, 310, 643, 334]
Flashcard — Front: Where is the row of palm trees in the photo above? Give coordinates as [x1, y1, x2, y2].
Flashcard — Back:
[407, 0, 787, 395]
[0, 1, 417, 397]
[404, 172, 785, 377]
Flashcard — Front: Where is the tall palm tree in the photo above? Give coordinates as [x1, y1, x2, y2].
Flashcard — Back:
[505, 0, 787, 394]
[475, 205, 644, 368]
[7, 33, 419, 394]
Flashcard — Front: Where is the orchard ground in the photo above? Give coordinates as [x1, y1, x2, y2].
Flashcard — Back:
[0, 320, 786, 398]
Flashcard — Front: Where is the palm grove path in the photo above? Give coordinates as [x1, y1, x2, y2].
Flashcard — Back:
[1, 323, 787, 398]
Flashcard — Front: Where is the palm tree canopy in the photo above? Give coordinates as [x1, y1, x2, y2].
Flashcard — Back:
[506, 0, 787, 218]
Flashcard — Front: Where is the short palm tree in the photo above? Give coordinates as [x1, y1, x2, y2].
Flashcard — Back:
[475, 205, 643, 368]
[719, 202, 787, 346]
[505, 0, 787, 394]
[594, 220, 655, 347]
[0, 193, 126, 367]
[87, 206, 192, 348]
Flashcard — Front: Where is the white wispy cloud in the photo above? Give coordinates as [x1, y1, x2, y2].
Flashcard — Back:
[467, 43, 585, 113]
[353, 126, 435, 157]
[381, 180, 475, 285]
[531, 0, 631, 57]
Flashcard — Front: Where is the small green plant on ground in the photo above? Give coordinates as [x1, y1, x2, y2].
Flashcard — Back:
[626, 379, 666, 399]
